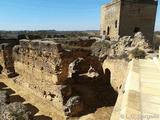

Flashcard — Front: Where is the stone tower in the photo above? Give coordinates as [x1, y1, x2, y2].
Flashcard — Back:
[100, 0, 158, 44]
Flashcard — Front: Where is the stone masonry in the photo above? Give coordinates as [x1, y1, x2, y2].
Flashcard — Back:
[0, 43, 17, 78]
[101, 0, 158, 44]
[10, 39, 109, 118]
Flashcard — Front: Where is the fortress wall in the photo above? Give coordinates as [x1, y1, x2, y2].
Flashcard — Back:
[13, 40, 65, 114]
[13, 40, 64, 84]
[0, 39, 116, 118]
[119, 0, 158, 43]
[12, 39, 99, 117]
[0, 43, 17, 77]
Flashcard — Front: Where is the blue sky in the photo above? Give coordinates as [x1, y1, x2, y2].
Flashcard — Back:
[0, 0, 159, 31]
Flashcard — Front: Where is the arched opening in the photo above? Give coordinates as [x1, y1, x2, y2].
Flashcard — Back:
[115, 20, 118, 28]
[104, 68, 111, 85]
[134, 27, 140, 33]
[0, 65, 3, 74]
[103, 68, 118, 107]
[107, 26, 110, 35]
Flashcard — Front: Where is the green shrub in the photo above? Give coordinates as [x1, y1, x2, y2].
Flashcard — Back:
[132, 48, 146, 59]
[116, 53, 128, 59]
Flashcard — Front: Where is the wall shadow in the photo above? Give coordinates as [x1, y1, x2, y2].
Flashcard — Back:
[0, 81, 52, 120]
[0, 65, 3, 74]
[70, 68, 118, 116]
[33, 115, 52, 120]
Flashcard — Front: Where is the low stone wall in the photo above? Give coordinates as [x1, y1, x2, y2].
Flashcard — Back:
[103, 59, 129, 92]
[44, 38, 96, 47]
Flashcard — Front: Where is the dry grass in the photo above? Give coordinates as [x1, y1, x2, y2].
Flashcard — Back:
[62, 44, 91, 51]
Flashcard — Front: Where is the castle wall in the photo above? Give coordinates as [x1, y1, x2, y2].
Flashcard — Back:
[0, 39, 118, 119]
[100, 0, 121, 39]
[0, 43, 17, 77]
[101, 0, 158, 44]
[12, 40, 106, 117]
[13, 40, 91, 116]
[119, 0, 158, 44]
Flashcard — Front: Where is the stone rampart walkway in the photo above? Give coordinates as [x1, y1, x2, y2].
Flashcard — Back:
[117, 58, 160, 120]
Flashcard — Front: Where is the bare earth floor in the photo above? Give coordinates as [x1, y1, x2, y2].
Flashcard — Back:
[0, 75, 114, 120]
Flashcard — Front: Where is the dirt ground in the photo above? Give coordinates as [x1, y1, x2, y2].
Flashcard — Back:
[0, 75, 114, 120]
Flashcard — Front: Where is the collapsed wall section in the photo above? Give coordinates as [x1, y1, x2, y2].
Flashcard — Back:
[13, 39, 105, 117]
[0, 43, 17, 77]
[0, 39, 119, 119]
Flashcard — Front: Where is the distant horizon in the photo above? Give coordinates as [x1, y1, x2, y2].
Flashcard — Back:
[0, 29, 160, 32]
[0, 29, 99, 31]
[0, 0, 159, 31]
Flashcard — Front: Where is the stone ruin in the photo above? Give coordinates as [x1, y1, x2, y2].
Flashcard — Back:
[101, 0, 158, 44]
[0, 43, 17, 78]
[0, 39, 118, 119]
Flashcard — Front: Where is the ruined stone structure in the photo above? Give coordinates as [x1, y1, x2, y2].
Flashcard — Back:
[0, 39, 118, 119]
[0, 43, 17, 78]
[101, 0, 158, 44]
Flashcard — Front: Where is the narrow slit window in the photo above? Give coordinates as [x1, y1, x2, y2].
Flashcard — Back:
[115, 20, 118, 28]
[134, 27, 140, 33]
[107, 27, 110, 35]
[103, 31, 106, 35]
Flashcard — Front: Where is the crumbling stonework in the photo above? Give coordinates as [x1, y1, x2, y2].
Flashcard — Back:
[92, 32, 154, 60]
[11, 39, 111, 118]
[0, 43, 17, 78]
[47, 38, 96, 47]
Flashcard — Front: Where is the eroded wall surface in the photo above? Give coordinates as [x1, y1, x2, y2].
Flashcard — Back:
[120, 0, 158, 44]
[100, 0, 121, 39]
[12, 39, 108, 118]
[0, 39, 120, 119]
[0, 43, 17, 77]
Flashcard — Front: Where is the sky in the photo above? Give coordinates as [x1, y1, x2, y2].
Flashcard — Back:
[0, 0, 159, 31]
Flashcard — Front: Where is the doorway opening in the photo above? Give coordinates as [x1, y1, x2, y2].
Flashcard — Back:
[107, 27, 110, 35]
[134, 27, 140, 33]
